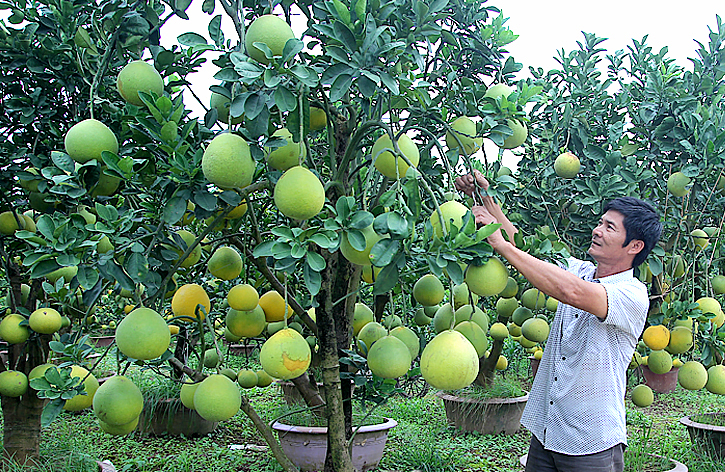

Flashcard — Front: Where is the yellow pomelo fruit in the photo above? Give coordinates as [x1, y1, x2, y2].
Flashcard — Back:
[357, 321, 387, 355]
[255, 370, 274, 387]
[115, 307, 170, 360]
[208, 246, 242, 280]
[667, 172, 691, 197]
[511, 306, 534, 326]
[226, 305, 266, 338]
[46, 265, 78, 285]
[245, 14, 295, 64]
[361, 264, 382, 283]
[642, 325, 670, 351]
[420, 330, 479, 390]
[0, 211, 26, 235]
[309, 106, 327, 131]
[678, 361, 708, 391]
[340, 224, 384, 266]
[691, 229, 709, 251]
[695, 297, 724, 326]
[499, 277, 519, 298]
[168, 325, 179, 335]
[202, 133, 256, 190]
[193, 374, 242, 422]
[390, 326, 420, 360]
[647, 350, 673, 374]
[117, 60, 164, 106]
[445, 116, 482, 155]
[260, 328, 312, 380]
[432, 303, 454, 334]
[631, 384, 654, 407]
[666, 326, 693, 354]
[454, 321, 488, 358]
[64, 365, 99, 411]
[484, 83, 513, 99]
[367, 335, 411, 379]
[534, 349, 544, 360]
[546, 297, 559, 312]
[518, 335, 538, 348]
[226, 201, 248, 219]
[93, 375, 143, 426]
[413, 274, 445, 307]
[502, 119, 527, 149]
[489, 322, 509, 341]
[0, 370, 28, 397]
[521, 288, 547, 310]
[258, 290, 292, 322]
[712, 275, 725, 295]
[352, 303, 374, 337]
[454, 305, 489, 332]
[465, 257, 509, 297]
[0, 314, 30, 344]
[64, 119, 119, 163]
[274, 166, 325, 220]
[672, 358, 683, 368]
[496, 297, 519, 318]
[99, 416, 139, 436]
[496, 355, 509, 370]
[430, 200, 469, 239]
[521, 317, 550, 343]
[372, 133, 420, 179]
[508, 322, 522, 337]
[227, 284, 259, 311]
[553, 152, 581, 179]
[172, 283, 211, 321]
[180, 382, 200, 410]
[236, 369, 258, 389]
[29, 307, 62, 334]
[705, 365, 725, 394]
[265, 128, 304, 171]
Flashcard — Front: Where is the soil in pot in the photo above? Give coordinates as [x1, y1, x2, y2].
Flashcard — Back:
[137, 398, 218, 437]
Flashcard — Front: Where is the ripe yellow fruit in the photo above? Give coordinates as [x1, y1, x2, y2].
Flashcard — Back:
[521, 317, 550, 343]
[0, 370, 28, 397]
[117, 60, 164, 107]
[647, 350, 673, 374]
[495, 297, 519, 318]
[489, 322, 509, 341]
[553, 152, 581, 178]
[0, 314, 30, 344]
[193, 374, 242, 422]
[390, 326, 420, 360]
[64, 365, 99, 411]
[274, 166, 325, 220]
[502, 119, 527, 149]
[227, 283, 259, 311]
[226, 305, 266, 338]
[352, 303, 374, 337]
[631, 384, 653, 407]
[180, 382, 200, 410]
[546, 297, 559, 312]
[691, 229, 709, 251]
[695, 297, 724, 327]
[168, 325, 180, 335]
[642, 325, 670, 351]
[0, 211, 26, 235]
[712, 275, 725, 294]
[521, 288, 547, 310]
[260, 328, 312, 380]
[667, 172, 691, 197]
[258, 290, 292, 322]
[202, 133, 256, 190]
[508, 322, 522, 337]
[372, 133, 420, 180]
[413, 274, 445, 307]
[115, 307, 170, 360]
[420, 330, 479, 390]
[534, 349, 544, 360]
[367, 335, 411, 378]
[430, 200, 469, 238]
[172, 283, 211, 320]
[705, 365, 725, 394]
[265, 128, 304, 171]
[245, 14, 296, 64]
[465, 257, 509, 297]
[340, 224, 384, 266]
[484, 83, 513, 100]
[93, 375, 143, 426]
[445, 116, 482, 155]
[496, 355, 509, 370]
[64, 119, 118, 164]
[678, 361, 708, 391]
[208, 246, 243, 280]
[236, 369, 258, 389]
[309, 106, 327, 131]
[666, 326, 693, 354]
[454, 321, 488, 357]
[29, 307, 62, 334]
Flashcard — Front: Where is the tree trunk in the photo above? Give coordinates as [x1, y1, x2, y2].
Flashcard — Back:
[475, 338, 504, 387]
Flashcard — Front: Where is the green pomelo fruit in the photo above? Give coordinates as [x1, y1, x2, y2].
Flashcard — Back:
[265, 128, 304, 171]
[521, 288, 547, 310]
[432, 303, 454, 334]
[390, 326, 420, 360]
[0, 370, 28, 397]
[0, 314, 30, 344]
[367, 336, 412, 379]
[208, 246, 242, 280]
[274, 166, 325, 221]
[92, 375, 143, 426]
[237, 369, 258, 389]
[203, 348, 221, 368]
[193, 374, 242, 422]
[352, 303, 374, 337]
[356, 321, 387, 355]
[420, 330, 479, 390]
[454, 305, 489, 332]
[647, 350, 673, 375]
[678, 361, 708, 391]
[29, 307, 62, 334]
[496, 297, 519, 319]
[430, 200, 469, 239]
[454, 321, 488, 357]
[260, 328, 312, 380]
[452, 283, 479, 310]
[117, 60, 164, 107]
[64, 365, 99, 411]
[180, 382, 200, 410]
[202, 133, 256, 190]
[489, 322, 509, 341]
[631, 384, 653, 407]
[340, 224, 384, 266]
[64, 119, 118, 164]
[99, 416, 139, 436]
[245, 14, 295, 64]
[499, 277, 519, 298]
[115, 307, 170, 360]
[226, 305, 266, 338]
[465, 257, 509, 297]
[705, 365, 725, 395]
[521, 317, 550, 343]
[372, 133, 420, 180]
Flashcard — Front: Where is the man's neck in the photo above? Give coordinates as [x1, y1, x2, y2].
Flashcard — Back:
[594, 263, 632, 279]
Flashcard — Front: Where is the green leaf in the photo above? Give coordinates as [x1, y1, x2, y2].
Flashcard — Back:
[306, 252, 326, 271]
[330, 73, 354, 103]
[373, 263, 399, 295]
[209, 15, 223, 46]
[349, 210, 374, 230]
[369, 239, 399, 267]
[308, 233, 333, 248]
[163, 197, 187, 224]
[332, 0, 351, 25]
[253, 241, 275, 257]
[373, 213, 408, 238]
[77, 266, 99, 290]
[304, 261, 322, 296]
[202, 0, 214, 13]
[333, 21, 357, 52]
[95, 203, 118, 222]
[345, 229, 366, 251]
[193, 190, 217, 211]
[177, 32, 207, 46]
[125, 253, 149, 283]
[274, 86, 297, 113]
[446, 260, 464, 285]
[244, 92, 266, 120]
[51, 151, 74, 173]
[41, 398, 66, 428]
[282, 38, 304, 63]
[379, 72, 399, 95]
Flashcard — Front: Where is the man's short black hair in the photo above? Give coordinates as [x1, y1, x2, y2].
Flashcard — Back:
[603, 197, 663, 268]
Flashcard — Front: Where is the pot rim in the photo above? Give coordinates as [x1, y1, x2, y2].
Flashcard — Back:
[272, 416, 398, 435]
[436, 391, 529, 405]
[680, 413, 725, 432]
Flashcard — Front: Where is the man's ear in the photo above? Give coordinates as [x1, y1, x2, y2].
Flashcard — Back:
[628, 239, 644, 255]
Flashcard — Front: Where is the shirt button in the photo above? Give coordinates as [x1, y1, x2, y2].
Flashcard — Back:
[554, 377, 557, 381]
[562, 356, 566, 361]
[575, 314, 578, 318]
[550, 401, 553, 405]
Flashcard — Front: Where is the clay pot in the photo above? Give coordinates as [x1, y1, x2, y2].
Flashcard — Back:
[680, 413, 725, 459]
[137, 399, 218, 437]
[437, 391, 528, 435]
[641, 365, 679, 393]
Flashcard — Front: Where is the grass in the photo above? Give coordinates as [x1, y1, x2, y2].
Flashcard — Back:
[3, 343, 725, 471]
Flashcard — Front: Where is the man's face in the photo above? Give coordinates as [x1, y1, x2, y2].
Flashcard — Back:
[588, 210, 633, 264]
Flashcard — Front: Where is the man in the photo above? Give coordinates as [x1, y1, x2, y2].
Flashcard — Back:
[455, 171, 662, 472]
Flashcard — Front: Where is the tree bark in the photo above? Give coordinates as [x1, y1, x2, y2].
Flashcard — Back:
[475, 338, 504, 388]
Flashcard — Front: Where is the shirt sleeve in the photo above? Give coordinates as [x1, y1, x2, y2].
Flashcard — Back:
[600, 280, 649, 338]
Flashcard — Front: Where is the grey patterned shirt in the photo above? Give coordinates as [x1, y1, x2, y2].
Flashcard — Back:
[520, 257, 648, 455]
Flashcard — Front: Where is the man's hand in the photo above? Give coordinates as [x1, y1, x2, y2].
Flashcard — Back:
[472, 205, 508, 250]
[454, 170, 489, 199]
[455, 170, 518, 241]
